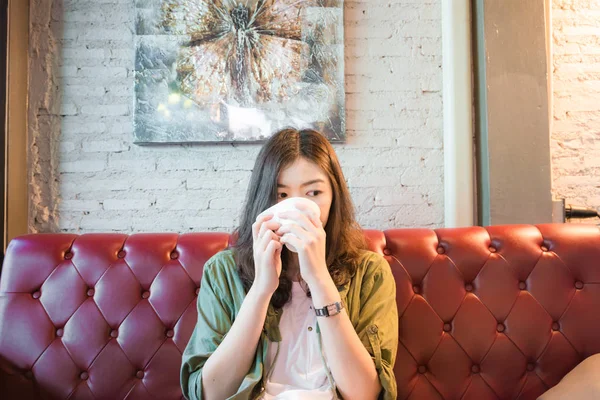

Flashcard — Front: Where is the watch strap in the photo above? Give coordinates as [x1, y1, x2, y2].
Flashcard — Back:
[314, 301, 344, 317]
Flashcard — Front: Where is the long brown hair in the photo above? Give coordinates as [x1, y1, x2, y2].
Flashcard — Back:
[233, 129, 366, 309]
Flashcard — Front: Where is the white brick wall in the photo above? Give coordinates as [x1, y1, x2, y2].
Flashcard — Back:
[552, 0, 600, 219]
[29, 0, 443, 234]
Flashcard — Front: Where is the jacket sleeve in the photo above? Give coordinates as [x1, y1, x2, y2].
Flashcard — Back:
[356, 254, 398, 400]
[180, 258, 233, 400]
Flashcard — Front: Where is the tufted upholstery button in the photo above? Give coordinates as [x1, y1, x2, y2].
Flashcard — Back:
[369, 325, 379, 334]
[142, 291, 150, 299]
[519, 281, 527, 290]
[136, 370, 145, 379]
[32, 291, 41, 300]
[383, 248, 391, 256]
[166, 329, 174, 338]
[80, 371, 89, 380]
[488, 246, 497, 253]
[87, 288, 95, 297]
[443, 323, 452, 332]
[471, 365, 480, 374]
[195, 287, 200, 295]
[117, 250, 126, 259]
[436, 246, 445, 255]
[527, 363, 535, 371]
[497, 323, 506, 333]
[552, 322, 560, 331]
[110, 330, 118, 338]
[465, 283, 474, 292]
[56, 328, 64, 337]
[541, 245, 549, 252]
[418, 365, 427, 374]
[170, 251, 179, 260]
[64, 251, 73, 260]
[575, 281, 584, 290]
[24, 371, 33, 379]
[413, 285, 421, 294]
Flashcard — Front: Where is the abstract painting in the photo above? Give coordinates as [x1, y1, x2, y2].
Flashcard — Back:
[134, 0, 346, 143]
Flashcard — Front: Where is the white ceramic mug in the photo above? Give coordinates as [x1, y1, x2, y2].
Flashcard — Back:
[261, 197, 321, 252]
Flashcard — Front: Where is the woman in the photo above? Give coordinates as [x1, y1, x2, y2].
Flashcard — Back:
[181, 129, 398, 400]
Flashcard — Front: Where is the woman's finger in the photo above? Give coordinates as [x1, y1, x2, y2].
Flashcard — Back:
[259, 228, 279, 253]
[307, 210, 322, 229]
[277, 222, 311, 242]
[257, 220, 281, 245]
[280, 233, 303, 252]
[262, 220, 282, 233]
[265, 239, 283, 258]
[278, 210, 317, 233]
[292, 203, 322, 228]
[252, 213, 274, 242]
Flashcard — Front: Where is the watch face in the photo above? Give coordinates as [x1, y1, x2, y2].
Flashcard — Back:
[326, 304, 337, 316]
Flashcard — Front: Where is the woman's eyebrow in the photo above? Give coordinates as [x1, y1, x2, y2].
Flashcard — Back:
[277, 179, 326, 188]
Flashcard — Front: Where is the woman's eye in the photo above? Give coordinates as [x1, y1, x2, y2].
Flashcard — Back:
[278, 192, 288, 199]
[307, 190, 321, 197]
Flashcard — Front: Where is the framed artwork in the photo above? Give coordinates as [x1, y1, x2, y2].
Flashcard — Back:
[134, 0, 346, 143]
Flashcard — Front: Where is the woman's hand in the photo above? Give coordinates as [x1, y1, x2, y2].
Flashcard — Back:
[276, 204, 331, 289]
[251, 213, 283, 297]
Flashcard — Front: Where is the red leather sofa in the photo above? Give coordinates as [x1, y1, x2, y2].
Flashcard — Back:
[0, 224, 599, 399]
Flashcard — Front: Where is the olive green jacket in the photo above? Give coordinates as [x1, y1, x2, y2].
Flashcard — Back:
[181, 250, 398, 400]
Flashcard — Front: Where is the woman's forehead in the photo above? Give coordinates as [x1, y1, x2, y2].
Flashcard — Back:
[277, 158, 328, 185]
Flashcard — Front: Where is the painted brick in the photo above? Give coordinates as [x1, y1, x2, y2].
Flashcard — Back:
[103, 199, 153, 211]
[156, 157, 212, 172]
[107, 158, 156, 172]
[156, 195, 210, 211]
[401, 166, 444, 186]
[187, 172, 251, 190]
[61, 178, 132, 195]
[60, 159, 106, 173]
[60, 141, 77, 153]
[131, 179, 185, 191]
[83, 140, 130, 153]
[58, 65, 77, 77]
[342, 131, 396, 148]
[60, 104, 78, 116]
[79, 214, 132, 231]
[76, 67, 128, 78]
[61, 117, 107, 134]
[374, 187, 425, 206]
[59, 200, 102, 212]
[81, 104, 129, 116]
[346, 168, 401, 187]
[63, 85, 106, 98]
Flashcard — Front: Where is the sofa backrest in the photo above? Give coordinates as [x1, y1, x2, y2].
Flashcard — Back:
[0, 224, 599, 400]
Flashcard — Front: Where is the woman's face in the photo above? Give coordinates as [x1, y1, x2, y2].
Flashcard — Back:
[276, 157, 333, 227]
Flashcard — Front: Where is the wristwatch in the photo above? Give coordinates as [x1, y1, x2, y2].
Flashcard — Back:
[314, 301, 344, 317]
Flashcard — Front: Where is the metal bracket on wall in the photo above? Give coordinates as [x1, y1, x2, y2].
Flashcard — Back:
[552, 198, 600, 223]
[552, 199, 565, 223]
